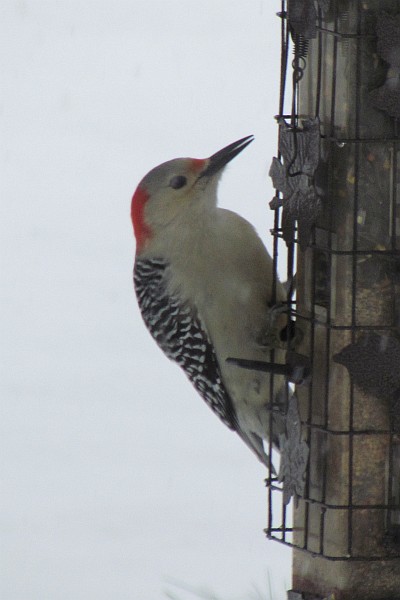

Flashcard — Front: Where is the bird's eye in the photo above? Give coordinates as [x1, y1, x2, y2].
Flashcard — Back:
[169, 175, 187, 189]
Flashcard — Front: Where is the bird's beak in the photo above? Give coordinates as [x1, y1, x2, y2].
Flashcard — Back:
[199, 135, 254, 179]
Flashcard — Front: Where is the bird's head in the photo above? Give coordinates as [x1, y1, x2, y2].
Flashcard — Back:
[131, 135, 254, 254]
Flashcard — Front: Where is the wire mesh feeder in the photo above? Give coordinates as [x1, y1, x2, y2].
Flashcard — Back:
[235, 1, 400, 598]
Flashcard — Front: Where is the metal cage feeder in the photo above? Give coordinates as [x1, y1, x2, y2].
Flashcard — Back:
[263, 1, 400, 598]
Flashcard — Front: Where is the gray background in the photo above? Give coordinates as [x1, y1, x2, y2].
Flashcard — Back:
[0, 2, 291, 598]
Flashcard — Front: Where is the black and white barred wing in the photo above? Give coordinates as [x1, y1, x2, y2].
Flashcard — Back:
[134, 257, 236, 430]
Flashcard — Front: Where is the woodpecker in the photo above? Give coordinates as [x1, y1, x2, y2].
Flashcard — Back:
[131, 136, 287, 466]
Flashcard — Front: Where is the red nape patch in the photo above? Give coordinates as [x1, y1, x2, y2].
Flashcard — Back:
[191, 158, 206, 171]
[131, 186, 152, 254]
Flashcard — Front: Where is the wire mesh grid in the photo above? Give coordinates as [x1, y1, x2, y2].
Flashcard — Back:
[265, 0, 400, 561]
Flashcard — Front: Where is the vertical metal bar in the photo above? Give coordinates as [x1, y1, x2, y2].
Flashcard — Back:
[268, 1, 288, 543]
[320, 2, 339, 557]
[315, 8, 323, 119]
[388, 121, 399, 532]
[347, 0, 363, 558]
[278, 0, 288, 120]
[305, 233, 315, 555]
